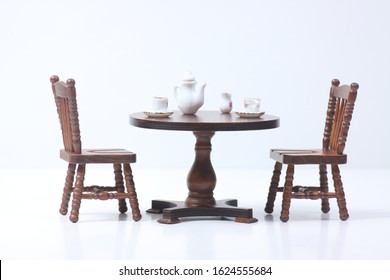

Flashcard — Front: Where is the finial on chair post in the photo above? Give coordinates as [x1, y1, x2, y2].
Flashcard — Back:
[349, 83, 359, 102]
[350, 83, 359, 92]
[66, 78, 75, 87]
[332, 79, 340, 87]
[50, 75, 59, 84]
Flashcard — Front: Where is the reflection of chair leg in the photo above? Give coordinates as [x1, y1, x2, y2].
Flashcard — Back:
[331, 164, 349, 221]
[124, 164, 142, 221]
[319, 164, 330, 213]
[265, 162, 282, 214]
[114, 164, 128, 214]
[60, 163, 76, 215]
[70, 164, 85, 223]
[280, 164, 294, 222]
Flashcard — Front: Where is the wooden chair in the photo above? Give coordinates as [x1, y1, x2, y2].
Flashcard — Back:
[264, 79, 359, 222]
[50, 75, 142, 223]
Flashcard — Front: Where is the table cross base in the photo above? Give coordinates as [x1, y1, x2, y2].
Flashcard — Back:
[146, 199, 258, 224]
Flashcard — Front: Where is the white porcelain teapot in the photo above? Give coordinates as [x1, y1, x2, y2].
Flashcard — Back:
[174, 71, 206, 114]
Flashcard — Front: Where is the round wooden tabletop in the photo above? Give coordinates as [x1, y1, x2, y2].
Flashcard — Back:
[130, 110, 280, 131]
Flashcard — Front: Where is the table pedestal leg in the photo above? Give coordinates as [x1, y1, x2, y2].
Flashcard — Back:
[186, 131, 217, 207]
[147, 131, 258, 224]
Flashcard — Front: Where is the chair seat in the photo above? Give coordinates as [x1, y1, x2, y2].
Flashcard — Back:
[270, 149, 347, 165]
[60, 149, 136, 164]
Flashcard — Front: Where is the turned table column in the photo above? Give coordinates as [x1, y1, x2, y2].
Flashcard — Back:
[185, 131, 216, 207]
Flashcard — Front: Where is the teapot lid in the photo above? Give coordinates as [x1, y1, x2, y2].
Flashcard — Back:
[181, 71, 196, 82]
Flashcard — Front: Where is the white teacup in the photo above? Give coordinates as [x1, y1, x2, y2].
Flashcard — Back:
[244, 98, 261, 113]
[152, 96, 168, 112]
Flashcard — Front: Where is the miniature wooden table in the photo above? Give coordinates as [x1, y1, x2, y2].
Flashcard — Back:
[129, 110, 280, 224]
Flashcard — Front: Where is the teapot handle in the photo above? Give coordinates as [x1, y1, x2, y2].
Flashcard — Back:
[173, 84, 181, 100]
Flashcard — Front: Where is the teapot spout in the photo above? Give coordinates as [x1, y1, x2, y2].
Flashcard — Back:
[199, 82, 207, 92]
[195, 82, 206, 107]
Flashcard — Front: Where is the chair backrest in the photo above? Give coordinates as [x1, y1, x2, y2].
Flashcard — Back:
[50, 75, 82, 154]
[322, 79, 359, 154]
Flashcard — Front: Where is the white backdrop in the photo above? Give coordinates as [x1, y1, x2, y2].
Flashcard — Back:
[1, 0, 389, 169]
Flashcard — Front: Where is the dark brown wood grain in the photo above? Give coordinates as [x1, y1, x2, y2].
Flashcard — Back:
[50, 75, 141, 223]
[264, 79, 359, 222]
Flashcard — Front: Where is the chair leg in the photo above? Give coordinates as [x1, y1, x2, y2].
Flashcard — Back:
[265, 161, 282, 214]
[319, 164, 330, 213]
[114, 164, 128, 214]
[123, 163, 142, 221]
[331, 164, 349, 221]
[280, 164, 294, 222]
[70, 164, 85, 223]
[59, 163, 76, 215]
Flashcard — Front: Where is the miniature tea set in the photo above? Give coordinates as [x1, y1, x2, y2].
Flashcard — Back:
[144, 71, 264, 118]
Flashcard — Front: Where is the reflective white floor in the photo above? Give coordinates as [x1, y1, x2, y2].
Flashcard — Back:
[1, 167, 389, 260]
